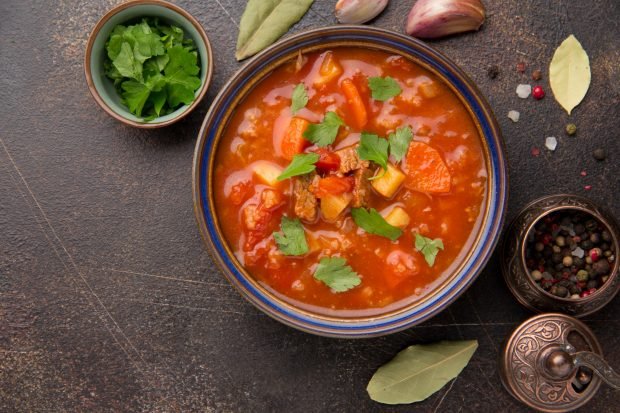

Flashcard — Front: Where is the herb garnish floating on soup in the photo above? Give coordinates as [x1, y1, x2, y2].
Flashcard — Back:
[313, 257, 361, 292]
[415, 233, 445, 267]
[303, 112, 345, 147]
[214, 48, 487, 310]
[352, 208, 403, 241]
[368, 76, 402, 101]
[290, 83, 309, 114]
[103, 18, 201, 119]
[273, 216, 309, 256]
[277, 153, 319, 181]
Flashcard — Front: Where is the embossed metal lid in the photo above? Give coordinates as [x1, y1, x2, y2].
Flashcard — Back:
[500, 313, 602, 412]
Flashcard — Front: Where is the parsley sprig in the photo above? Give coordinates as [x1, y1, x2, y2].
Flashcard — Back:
[277, 153, 319, 181]
[357, 132, 389, 178]
[303, 112, 344, 147]
[415, 233, 445, 267]
[273, 217, 308, 256]
[104, 18, 201, 120]
[291, 83, 309, 114]
[388, 126, 413, 162]
[313, 257, 361, 292]
[368, 76, 402, 101]
[351, 208, 403, 241]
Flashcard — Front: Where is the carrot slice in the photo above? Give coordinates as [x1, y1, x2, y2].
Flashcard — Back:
[403, 142, 451, 193]
[341, 78, 368, 130]
[281, 117, 310, 160]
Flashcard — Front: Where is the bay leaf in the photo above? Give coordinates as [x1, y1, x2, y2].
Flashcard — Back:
[549, 35, 591, 115]
[367, 340, 478, 405]
[236, 0, 315, 61]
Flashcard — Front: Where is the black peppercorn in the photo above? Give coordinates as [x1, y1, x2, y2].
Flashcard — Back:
[593, 148, 606, 161]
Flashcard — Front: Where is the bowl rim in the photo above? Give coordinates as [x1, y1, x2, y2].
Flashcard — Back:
[192, 25, 508, 337]
[83, 0, 213, 129]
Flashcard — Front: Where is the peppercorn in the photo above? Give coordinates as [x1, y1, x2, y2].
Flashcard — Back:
[576, 270, 589, 282]
[555, 285, 569, 297]
[590, 233, 601, 244]
[565, 123, 577, 135]
[593, 259, 610, 275]
[593, 148, 606, 161]
[530, 270, 543, 280]
[532, 85, 545, 100]
[562, 256, 573, 267]
[601, 230, 612, 242]
[532, 69, 542, 81]
[555, 236, 566, 247]
[517, 62, 526, 73]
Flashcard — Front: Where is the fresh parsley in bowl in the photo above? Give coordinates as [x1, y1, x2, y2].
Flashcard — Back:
[104, 18, 201, 120]
[85, 0, 212, 128]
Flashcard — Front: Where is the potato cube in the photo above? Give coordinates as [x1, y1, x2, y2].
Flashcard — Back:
[371, 163, 405, 198]
[419, 81, 440, 99]
[252, 161, 283, 186]
[384, 207, 410, 229]
[320, 193, 352, 222]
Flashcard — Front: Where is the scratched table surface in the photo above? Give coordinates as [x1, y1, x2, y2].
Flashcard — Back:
[1, 0, 619, 411]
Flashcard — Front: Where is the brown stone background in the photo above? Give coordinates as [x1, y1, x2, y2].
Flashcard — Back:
[1, 0, 618, 411]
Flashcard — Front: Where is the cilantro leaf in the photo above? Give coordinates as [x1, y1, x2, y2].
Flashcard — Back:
[291, 83, 308, 114]
[388, 126, 413, 162]
[277, 153, 320, 181]
[415, 233, 445, 267]
[273, 217, 309, 256]
[368, 76, 402, 101]
[351, 207, 403, 241]
[303, 112, 344, 147]
[313, 257, 361, 292]
[357, 132, 389, 174]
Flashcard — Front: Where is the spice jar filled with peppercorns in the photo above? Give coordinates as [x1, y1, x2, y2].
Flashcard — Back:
[501, 194, 620, 316]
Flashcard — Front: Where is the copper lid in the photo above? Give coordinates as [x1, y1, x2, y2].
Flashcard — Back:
[500, 313, 603, 412]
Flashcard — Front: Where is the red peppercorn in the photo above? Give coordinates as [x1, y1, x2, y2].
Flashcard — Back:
[584, 185, 592, 191]
[517, 62, 526, 73]
[580, 290, 591, 298]
[590, 248, 602, 262]
[532, 85, 545, 100]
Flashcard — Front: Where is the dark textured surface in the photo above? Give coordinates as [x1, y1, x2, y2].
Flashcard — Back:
[1, 0, 619, 411]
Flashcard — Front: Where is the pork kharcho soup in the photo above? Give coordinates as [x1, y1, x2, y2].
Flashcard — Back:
[213, 48, 487, 312]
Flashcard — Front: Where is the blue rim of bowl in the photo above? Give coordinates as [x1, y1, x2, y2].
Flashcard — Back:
[192, 26, 508, 338]
[84, 0, 213, 129]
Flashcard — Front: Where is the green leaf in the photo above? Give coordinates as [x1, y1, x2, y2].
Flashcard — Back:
[303, 112, 344, 147]
[121, 80, 151, 117]
[273, 216, 309, 256]
[313, 257, 361, 292]
[368, 76, 402, 101]
[165, 46, 200, 76]
[277, 153, 319, 181]
[351, 208, 402, 241]
[367, 340, 478, 404]
[357, 132, 389, 173]
[165, 68, 201, 108]
[414, 233, 445, 267]
[388, 126, 413, 162]
[130, 21, 165, 63]
[291, 83, 308, 114]
[549, 35, 591, 115]
[149, 90, 167, 117]
[236, 0, 315, 61]
[113, 42, 143, 80]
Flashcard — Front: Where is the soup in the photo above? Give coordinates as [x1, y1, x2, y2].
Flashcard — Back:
[213, 48, 487, 311]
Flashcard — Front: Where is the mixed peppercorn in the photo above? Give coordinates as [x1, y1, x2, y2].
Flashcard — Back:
[525, 210, 616, 299]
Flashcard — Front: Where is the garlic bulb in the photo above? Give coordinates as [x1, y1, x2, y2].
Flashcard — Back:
[406, 0, 486, 39]
[335, 0, 389, 24]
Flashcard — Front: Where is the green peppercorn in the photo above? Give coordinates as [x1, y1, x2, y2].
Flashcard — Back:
[576, 270, 589, 282]
[555, 236, 566, 247]
[562, 256, 573, 267]
[530, 270, 543, 280]
[565, 123, 577, 135]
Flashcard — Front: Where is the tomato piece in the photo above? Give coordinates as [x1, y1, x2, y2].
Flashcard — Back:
[341, 78, 368, 130]
[403, 141, 451, 193]
[281, 117, 310, 160]
[229, 180, 252, 205]
[314, 176, 354, 198]
[385, 250, 419, 288]
[314, 148, 341, 172]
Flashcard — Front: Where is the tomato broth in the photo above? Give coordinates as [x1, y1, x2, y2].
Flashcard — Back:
[213, 48, 487, 312]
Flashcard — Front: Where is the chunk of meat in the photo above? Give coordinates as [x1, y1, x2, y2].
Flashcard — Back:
[351, 167, 372, 208]
[260, 188, 284, 210]
[335, 146, 369, 174]
[242, 204, 273, 251]
[293, 173, 318, 222]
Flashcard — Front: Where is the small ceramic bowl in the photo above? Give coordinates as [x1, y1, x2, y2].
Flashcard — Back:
[84, 0, 213, 128]
[501, 194, 620, 317]
[193, 26, 507, 337]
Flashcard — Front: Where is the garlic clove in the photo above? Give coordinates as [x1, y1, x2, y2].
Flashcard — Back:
[335, 0, 389, 24]
[406, 0, 485, 39]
